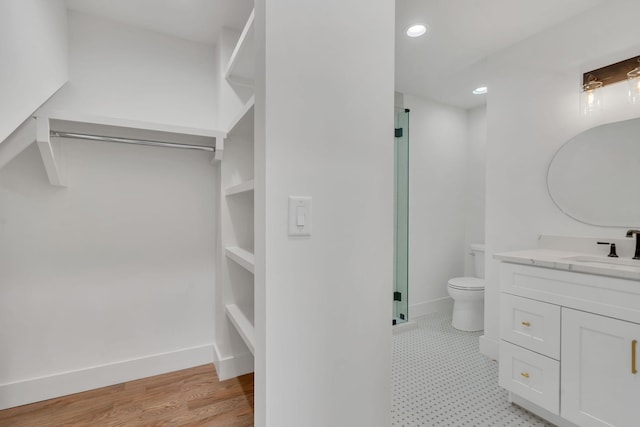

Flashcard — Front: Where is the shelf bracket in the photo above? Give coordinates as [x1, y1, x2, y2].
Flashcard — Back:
[36, 117, 65, 187]
[211, 137, 224, 164]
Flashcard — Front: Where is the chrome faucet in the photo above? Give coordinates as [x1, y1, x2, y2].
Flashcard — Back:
[625, 230, 640, 260]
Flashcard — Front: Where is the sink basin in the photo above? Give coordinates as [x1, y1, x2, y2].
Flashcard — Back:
[562, 255, 640, 268]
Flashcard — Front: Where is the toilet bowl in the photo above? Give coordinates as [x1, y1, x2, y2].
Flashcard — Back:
[447, 243, 485, 332]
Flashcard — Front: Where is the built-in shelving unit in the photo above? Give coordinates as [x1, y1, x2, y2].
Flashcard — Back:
[214, 6, 257, 381]
[225, 304, 255, 355]
[225, 246, 255, 273]
[224, 9, 255, 88]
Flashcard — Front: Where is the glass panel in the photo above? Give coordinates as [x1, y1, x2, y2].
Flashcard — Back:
[393, 109, 409, 324]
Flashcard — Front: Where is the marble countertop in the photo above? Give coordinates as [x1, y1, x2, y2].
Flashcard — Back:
[494, 249, 640, 281]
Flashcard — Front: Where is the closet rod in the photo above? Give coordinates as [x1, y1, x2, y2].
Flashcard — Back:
[50, 131, 215, 152]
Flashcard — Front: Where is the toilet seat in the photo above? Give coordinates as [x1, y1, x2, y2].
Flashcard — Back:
[448, 277, 485, 291]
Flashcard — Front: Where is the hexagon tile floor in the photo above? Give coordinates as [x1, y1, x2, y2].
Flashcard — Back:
[391, 312, 554, 427]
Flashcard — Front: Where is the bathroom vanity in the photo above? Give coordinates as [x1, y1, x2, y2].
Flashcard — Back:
[495, 248, 640, 427]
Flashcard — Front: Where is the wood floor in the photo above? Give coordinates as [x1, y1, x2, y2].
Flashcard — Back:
[0, 365, 254, 427]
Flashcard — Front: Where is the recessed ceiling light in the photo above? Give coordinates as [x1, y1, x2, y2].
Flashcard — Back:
[472, 86, 488, 95]
[406, 24, 428, 38]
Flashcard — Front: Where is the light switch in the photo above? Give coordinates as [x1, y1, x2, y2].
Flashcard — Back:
[288, 196, 312, 236]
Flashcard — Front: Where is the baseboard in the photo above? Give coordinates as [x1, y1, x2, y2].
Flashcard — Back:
[392, 320, 418, 334]
[409, 296, 453, 320]
[0, 344, 214, 410]
[510, 393, 578, 427]
[479, 335, 499, 360]
[213, 344, 254, 381]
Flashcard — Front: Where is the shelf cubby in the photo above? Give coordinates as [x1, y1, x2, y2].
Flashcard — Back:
[225, 304, 255, 355]
[225, 180, 255, 196]
[225, 246, 255, 274]
[224, 9, 255, 88]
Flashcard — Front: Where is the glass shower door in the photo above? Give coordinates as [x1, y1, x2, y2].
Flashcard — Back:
[393, 108, 409, 325]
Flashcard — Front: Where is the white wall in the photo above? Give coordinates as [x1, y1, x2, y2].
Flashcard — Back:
[254, 0, 395, 425]
[0, 0, 68, 144]
[404, 94, 469, 318]
[0, 138, 217, 408]
[464, 106, 486, 276]
[483, 0, 640, 358]
[39, 11, 218, 131]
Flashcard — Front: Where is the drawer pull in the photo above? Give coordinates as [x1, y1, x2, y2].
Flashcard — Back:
[520, 372, 530, 379]
[521, 321, 531, 327]
[633, 340, 638, 375]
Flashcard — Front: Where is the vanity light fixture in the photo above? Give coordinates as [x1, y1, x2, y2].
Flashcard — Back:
[581, 74, 603, 115]
[627, 59, 640, 104]
[472, 86, 488, 95]
[581, 55, 640, 112]
[406, 24, 428, 38]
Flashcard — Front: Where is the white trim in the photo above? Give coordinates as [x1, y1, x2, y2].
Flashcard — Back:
[393, 320, 418, 334]
[0, 344, 214, 410]
[409, 296, 453, 320]
[213, 344, 254, 381]
[479, 335, 499, 360]
[510, 393, 579, 427]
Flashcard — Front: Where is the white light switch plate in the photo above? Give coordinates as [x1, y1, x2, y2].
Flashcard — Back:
[288, 196, 312, 236]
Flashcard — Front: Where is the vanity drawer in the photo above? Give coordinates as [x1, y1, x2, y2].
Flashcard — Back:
[500, 294, 560, 359]
[499, 341, 560, 415]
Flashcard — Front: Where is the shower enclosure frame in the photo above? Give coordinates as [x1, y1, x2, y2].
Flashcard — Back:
[393, 108, 409, 325]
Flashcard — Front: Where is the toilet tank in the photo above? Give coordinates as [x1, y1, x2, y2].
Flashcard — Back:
[470, 243, 485, 279]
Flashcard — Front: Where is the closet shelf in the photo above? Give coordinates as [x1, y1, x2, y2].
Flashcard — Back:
[224, 9, 255, 88]
[225, 304, 255, 355]
[38, 109, 225, 139]
[225, 247, 255, 273]
[225, 180, 254, 196]
[227, 96, 255, 135]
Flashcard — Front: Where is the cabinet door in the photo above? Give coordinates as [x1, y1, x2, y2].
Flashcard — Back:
[562, 308, 640, 427]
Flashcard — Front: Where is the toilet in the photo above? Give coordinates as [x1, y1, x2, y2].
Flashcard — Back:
[447, 243, 485, 332]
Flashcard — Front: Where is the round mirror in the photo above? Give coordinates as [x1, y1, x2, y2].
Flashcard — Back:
[547, 117, 640, 227]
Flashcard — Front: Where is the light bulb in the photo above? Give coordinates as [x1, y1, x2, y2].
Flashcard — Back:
[627, 65, 640, 105]
[406, 24, 428, 38]
[581, 77, 603, 115]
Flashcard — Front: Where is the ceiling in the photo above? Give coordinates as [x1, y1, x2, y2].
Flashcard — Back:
[66, 0, 607, 110]
[395, 0, 606, 109]
[65, 0, 253, 45]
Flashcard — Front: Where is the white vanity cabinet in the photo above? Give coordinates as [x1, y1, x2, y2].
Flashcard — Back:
[497, 261, 640, 427]
[561, 308, 640, 427]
